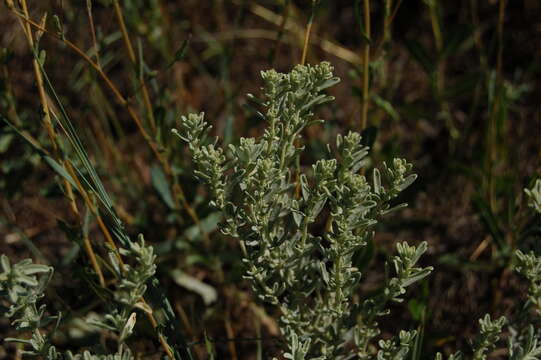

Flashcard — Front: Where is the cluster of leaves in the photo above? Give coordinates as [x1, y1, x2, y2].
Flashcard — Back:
[0, 254, 58, 358]
[0, 235, 158, 360]
[175, 62, 433, 359]
[89, 235, 157, 343]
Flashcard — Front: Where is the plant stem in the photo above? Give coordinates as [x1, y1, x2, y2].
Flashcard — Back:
[428, 1, 458, 140]
[428, 3, 443, 53]
[386, 0, 403, 35]
[300, 0, 316, 65]
[249, 3, 362, 65]
[112, 0, 157, 134]
[360, 0, 371, 131]
[16, 0, 106, 287]
[86, 0, 101, 69]
[487, 0, 507, 212]
[17, 1, 55, 153]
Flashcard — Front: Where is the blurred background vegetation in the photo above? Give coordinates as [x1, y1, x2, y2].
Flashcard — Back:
[0, 0, 540, 359]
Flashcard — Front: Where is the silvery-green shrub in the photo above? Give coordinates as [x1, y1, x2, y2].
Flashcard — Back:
[174, 62, 432, 359]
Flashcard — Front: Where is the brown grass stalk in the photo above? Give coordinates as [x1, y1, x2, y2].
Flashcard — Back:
[360, 0, 371, 131]
[300, 1, 316, 66]
[8, 8, 209, 248]
[112, 0, 157, 134]
[14, 0, 106, 287]
[85, 0, 101, 69]
[487, 0, 507, 212]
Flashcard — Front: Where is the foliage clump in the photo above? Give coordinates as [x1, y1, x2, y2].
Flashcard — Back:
[175, 62, 432, 359]
[0, 236, 158, 360]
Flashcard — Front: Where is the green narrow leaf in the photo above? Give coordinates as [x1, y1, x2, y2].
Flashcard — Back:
[136, 38, 144, 79]
[151, 165, 176, 210]
[0, 133, 14, 153]
[441, 25, 472, 59]
[398, 174, 418, 191]
[1, 114, 46, 153]
[204, 331, 216, 360]
[319, 261, 330, 285]
[183, 212, 222, 242]
[442, 73, 481, 100]
[0, 254, 10, 273]
[373, 168, 382, 195]
[372, 94, 399, 121]
[169, 269, 217, 305]
[60, 243, 81, 267]
[410, 323, 425, 360]
[43, 156, 77, 189]
[354, 0, 371, 43]
[317, 77, 341, 91]
[403, 39, 435, 74]
[168, 34, 192, 69]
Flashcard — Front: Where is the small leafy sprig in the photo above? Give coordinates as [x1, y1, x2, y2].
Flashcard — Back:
[376, 330, 418, 360]
[0, 235, 156, 359]
[0, 254, 60, 358]
[174, 62, 432, 359]
[356, 242, 432, 360]
[510, 180, 541, 360]
[525, 179, 541, 214]
[472, 315, 506, 360]
[515, 180, 541, 310]
[515, 250, 541, 310]
[509, 245, 541, 360]
[90, 235, 157, 343]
